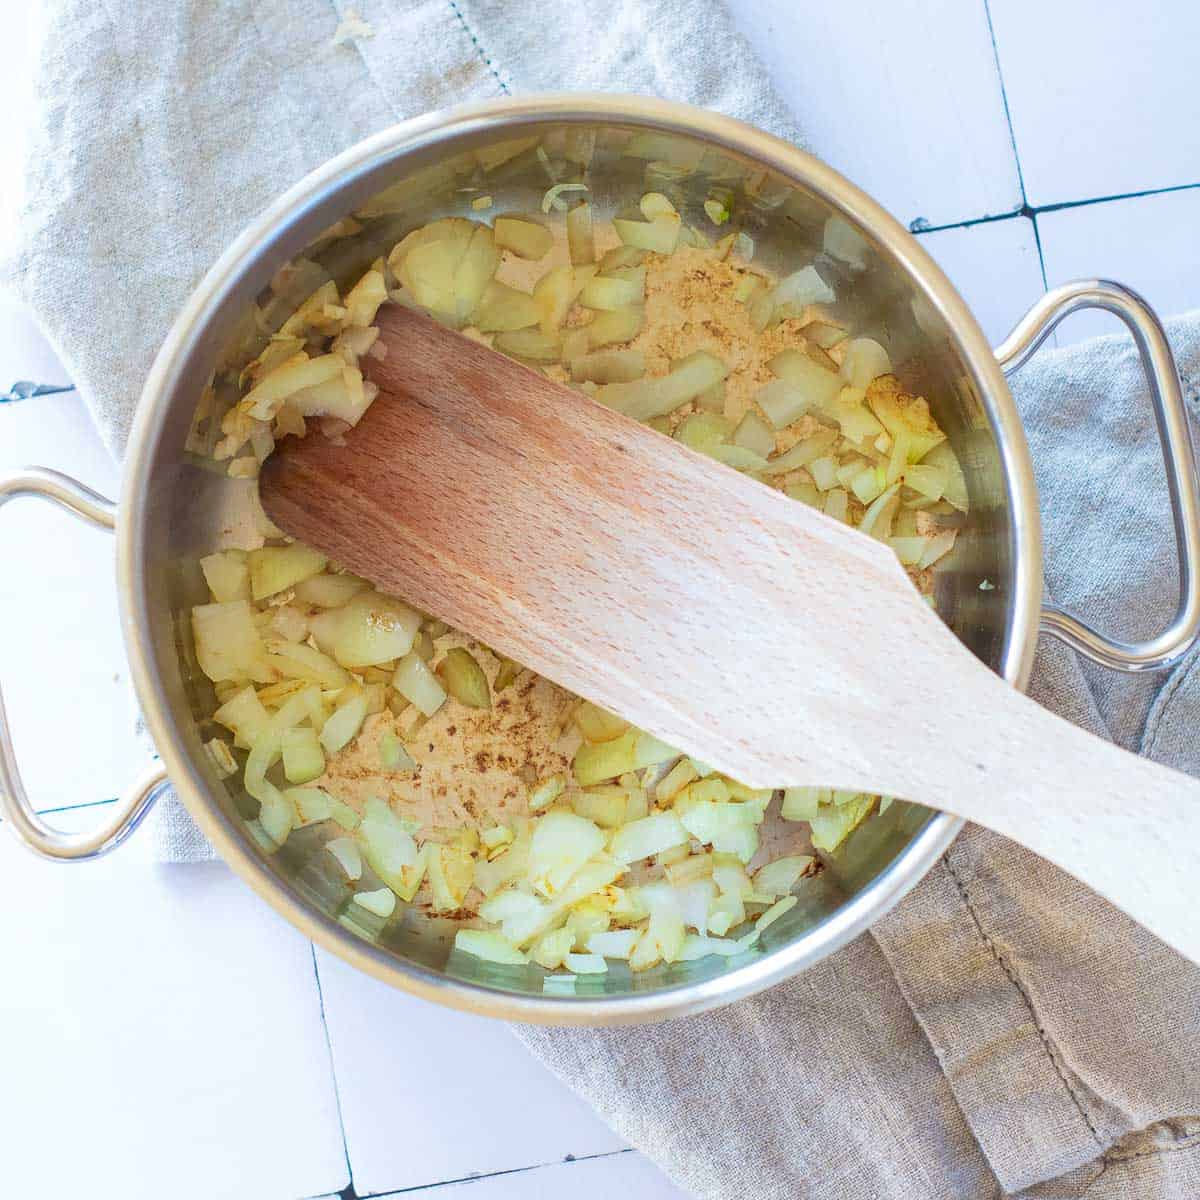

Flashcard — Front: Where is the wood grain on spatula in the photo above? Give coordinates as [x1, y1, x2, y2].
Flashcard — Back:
[260, 304, 1200, 965]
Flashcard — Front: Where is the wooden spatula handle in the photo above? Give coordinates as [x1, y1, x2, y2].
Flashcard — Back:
[914, 667, 1200, 962]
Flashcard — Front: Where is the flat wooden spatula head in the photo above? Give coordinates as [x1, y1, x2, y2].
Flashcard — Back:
[259, 304, 955, 792]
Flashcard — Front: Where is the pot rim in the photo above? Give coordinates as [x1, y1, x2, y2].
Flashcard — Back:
[118, 93, 1043, 1025]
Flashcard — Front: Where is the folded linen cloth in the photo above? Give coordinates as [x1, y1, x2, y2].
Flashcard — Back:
[9, 3, 1200, 1196]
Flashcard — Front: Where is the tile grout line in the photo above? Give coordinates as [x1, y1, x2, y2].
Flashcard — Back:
[1029, 210, 1050, 292]
[908, 175, 1200, 238]
[355, 1146, 636, 1198]
[981, 0, 1047, 304]
[982, 0, 1028, 208]
[309, 944, 356, 1196]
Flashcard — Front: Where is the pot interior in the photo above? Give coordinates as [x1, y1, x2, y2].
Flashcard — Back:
[136, 111, 1024, 1015]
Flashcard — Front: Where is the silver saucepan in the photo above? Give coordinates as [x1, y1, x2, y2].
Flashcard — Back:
[4, 95, 1198, 1024]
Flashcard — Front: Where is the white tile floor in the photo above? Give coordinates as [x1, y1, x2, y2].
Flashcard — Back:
[2, 2, 1198, 1198]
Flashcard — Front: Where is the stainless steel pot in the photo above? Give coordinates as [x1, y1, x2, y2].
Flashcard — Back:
[4, 95, 1198, 1024]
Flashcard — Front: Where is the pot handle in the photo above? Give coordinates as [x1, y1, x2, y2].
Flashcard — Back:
[0, 468, 169, 859]
[995, 279, 1200, 673]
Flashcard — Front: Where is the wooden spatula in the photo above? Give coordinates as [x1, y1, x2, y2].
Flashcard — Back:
[260, 305, 1200, 964]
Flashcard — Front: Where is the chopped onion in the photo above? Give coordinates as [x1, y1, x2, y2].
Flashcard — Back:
[493, 328, 561, 361]
[282, 726, 325, 784]
[809, 794, 875, 852]
[437, 647, 491, 709]
[704, 198, 730, 225]
[754, 894, 797, 934]
[771, 265, 835, 308]
[573, 701, 627, 742]
[570, 349, 645, 384]
[531, 927, 575, 969]
[851, 465, 888, 506]
[802, 319, 848, 349]
[532, 265, 575, 335]
[192, 600, 272, 684]
[665, 852, 714, 887]
[655, 759, 698, 804]
[352, 887, 397, 918]
[674, 411, 732, 454]
[613, 215, 681, 254]
[823, 215, 869, 269]
[732, 411, 775, 458]
[639, 192, 677, 220]
[392, 651, 447, 717]
[357, 796, 418, 894]
[569, 787, 629, 829]
[840, 338, 892, 389]
[493, 216, 553, 260]
[201, 550, 250, 602]
[258, 790, 295, 848]
[528, 774, 566, 812]
[761, 429, 838, 476]
[564, 952, 607, 974]
[574, 728, 677, 787]
[596, 350, 728, 421]
[782, 787, 826, 821]
[213, 685, 272, 750]
[378, 729, 417, 771]
[609, 811, 688, 864]
[578, 275, 641, 311]
[264, 639, 349, 689]
[679, 802, 760, 863]
[825, 489, 854, 523]
[708, 444, 768, 473]
[858, 483, 901, 540]
[287, 786, 333, 826]
[542, 182, 589, 213]
[826, 391, 885, 446]
[868, 380, 947, 462]
[325, 591, 421, 668]
[202, 737, 238, 778]
[888, 535, 931, 566]
[566, 201, 596, 265]
[454, 929, 528, 965]
[293, 572, 369, 608]
[327, 836, 363, 880]
[586, 929, 638, 959]
[342, 268, 388, 329]
[808, 456, 839, 492]
[919, 529, 958, 569]
[472, 280, 540, 333]
[733, 274, 765, 304]
[755, 380, 810, 430]
[902, 463, 947, 501]
[919, 442, 969, 511]
[320, 692, 369, 754]
[677, 934, 743, 960]
[767, 349, 843, 410]
[586, 306, 644, 349]
[480, 824, 515, 859]
[528, 811, 606, 898]
[752, 855, 812, 899]
[242, 353, 344, 421]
